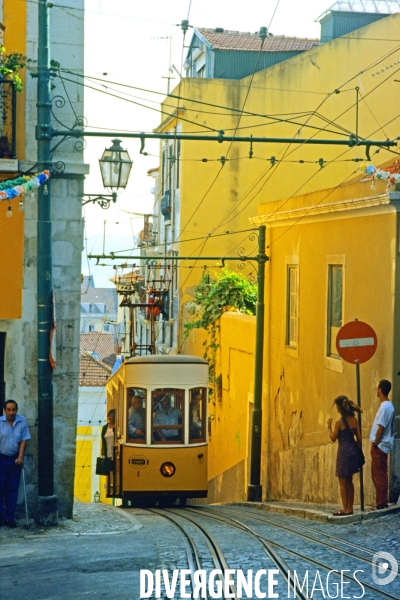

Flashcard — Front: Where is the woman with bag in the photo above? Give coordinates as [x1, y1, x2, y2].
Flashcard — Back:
[327, 395, 363, 516]
[101, 409, 115, 459]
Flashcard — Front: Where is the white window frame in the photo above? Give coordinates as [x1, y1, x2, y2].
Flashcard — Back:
[285, 256, 299, 357]
[325, 255, 345, 373]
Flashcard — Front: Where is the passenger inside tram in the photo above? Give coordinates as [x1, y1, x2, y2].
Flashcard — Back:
[189, 390, 203, 440]
[128, 391, 146, 442]
[153, 394, 182, 442]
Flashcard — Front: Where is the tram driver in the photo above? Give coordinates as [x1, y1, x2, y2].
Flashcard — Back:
[153, 394, 182, 442]
[128, 396, 146, 440]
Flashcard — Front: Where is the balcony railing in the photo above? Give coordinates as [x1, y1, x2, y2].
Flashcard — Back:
[0, 80, 16, 159]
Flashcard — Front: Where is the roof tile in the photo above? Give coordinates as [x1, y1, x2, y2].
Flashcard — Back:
[197, 29, 319, 52]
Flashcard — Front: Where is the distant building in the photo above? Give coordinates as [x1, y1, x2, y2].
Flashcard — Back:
[80, 276, 118, 334]
[80, 332, 116, 367]
[183, 28, 318, 80]
[317, 0, 399, 43]
[74, 351, 112, 504]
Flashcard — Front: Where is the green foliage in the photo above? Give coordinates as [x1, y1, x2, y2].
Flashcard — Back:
[0, 48, 26, 92]
[184, 269, 257, 402]
[185, 268, 257, 335]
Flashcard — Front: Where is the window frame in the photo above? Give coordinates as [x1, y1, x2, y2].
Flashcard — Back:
[188, 387, 207, 444]
[151, 388, 185, 445]
[126, 387, 147, 445]
[325, 255, 345, 373]
[285, 256, 299, 358]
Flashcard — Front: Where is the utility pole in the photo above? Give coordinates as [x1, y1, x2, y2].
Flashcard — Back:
[37, 0, 57, 524]
[248, 225, 267, 501]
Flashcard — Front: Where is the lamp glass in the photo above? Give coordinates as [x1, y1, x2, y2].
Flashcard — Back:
[99, 138, 132, 190]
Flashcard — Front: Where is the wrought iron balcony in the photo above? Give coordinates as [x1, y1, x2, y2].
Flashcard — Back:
[0, 80, 16, 159]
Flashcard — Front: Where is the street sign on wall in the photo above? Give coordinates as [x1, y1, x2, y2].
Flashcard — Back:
[336, 320, 377, 364]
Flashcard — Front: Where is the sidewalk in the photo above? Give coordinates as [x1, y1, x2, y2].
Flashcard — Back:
[234, 499, 400, 524]
[0, 500, 142, 538]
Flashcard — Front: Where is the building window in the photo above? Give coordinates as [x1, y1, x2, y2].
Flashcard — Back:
[327, 264, 343, 358]
[196, 65, 205, 78]
[286, 265, 299, 349]
[88, 324, 94, 332]
[104, 324, 110, 332]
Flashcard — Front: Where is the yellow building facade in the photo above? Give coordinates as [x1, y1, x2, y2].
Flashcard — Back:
[252, 175, 399, 504]
[0, 0, 27, 319]
[155, 14, 400, 353]
[154, 14, 400, 504]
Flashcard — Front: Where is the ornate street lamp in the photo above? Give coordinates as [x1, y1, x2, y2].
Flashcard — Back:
[82, 139, 133, 209]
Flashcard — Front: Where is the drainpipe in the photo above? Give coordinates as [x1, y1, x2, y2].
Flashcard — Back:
[36, 0, 57, 523]
[248, 225, 268, 502]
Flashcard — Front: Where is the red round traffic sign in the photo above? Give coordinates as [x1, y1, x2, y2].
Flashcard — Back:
[336, 321, 377, 364]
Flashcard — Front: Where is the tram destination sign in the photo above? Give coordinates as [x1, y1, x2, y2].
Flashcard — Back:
[336, 320, 377, 364]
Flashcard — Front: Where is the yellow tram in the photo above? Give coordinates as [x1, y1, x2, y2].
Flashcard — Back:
[105, 355, 208, 506]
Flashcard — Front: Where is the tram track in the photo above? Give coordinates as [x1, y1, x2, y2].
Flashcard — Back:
[219, 505, 381, 562]
[154, 507, 309, 600]
[185, 506, 399, 600]
[148, 508, 238, 599]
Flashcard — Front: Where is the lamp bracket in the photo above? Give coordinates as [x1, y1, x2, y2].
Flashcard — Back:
[81, 192, 117, 209]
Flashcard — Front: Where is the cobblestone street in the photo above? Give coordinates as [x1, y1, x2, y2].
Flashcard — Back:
[0, 501, 398, 599]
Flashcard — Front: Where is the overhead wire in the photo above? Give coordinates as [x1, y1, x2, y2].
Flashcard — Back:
[62, 69, 355, 136]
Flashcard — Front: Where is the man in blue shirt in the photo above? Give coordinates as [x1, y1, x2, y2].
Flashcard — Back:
[0, 400, 31, 527]
[153, 395, 182, 442]
[128, 396, 146, 440]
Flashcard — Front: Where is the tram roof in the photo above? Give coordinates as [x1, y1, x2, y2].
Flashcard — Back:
[124, 355, 208, 365]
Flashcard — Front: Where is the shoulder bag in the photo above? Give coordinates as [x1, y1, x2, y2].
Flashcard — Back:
[95, 456, 113, 475]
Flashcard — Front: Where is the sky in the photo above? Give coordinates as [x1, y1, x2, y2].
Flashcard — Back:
[82, 0, 338, 287]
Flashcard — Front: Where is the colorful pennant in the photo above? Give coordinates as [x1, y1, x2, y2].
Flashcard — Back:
[0, 170, 51, 201]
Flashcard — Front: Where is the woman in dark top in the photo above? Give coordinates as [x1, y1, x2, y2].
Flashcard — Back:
[327, 395, 362, 516]
[101, 409, 115, 459]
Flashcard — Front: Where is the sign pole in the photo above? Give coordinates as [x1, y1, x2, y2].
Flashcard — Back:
[355, 361, 364, 511]
[336, 318, 377, 515]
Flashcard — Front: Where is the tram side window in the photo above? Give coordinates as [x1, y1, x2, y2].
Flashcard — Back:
[152, 389, 184, 444]
[127, 388, 146, 444]
[189, 388, 207, 443]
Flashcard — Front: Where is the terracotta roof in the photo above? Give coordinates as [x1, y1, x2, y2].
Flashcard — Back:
[79, 352, 112, 387]
[197, 29, 319, 52]
[80, 332, 116, 360]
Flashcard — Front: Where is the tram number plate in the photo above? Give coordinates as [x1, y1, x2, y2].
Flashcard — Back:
[129, 455, 148, 469]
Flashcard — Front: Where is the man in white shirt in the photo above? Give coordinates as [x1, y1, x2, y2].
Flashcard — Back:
[369, 380, 395, 510]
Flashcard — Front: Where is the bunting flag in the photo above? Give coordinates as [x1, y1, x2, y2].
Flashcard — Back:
[363, 163, 400, 185]
[0, 170, 51, 201]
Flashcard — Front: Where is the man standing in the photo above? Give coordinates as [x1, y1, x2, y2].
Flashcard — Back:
[369, 380, 395, 510]
[0, 400, 31, 527]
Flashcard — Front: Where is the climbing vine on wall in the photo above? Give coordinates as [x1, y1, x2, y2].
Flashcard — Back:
[184, 269, 257, 401]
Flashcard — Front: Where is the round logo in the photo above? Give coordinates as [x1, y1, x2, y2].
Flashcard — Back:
[128, 455, 148, 469]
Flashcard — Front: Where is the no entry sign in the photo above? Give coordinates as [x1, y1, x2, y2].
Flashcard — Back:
[336, 321, 377, 364]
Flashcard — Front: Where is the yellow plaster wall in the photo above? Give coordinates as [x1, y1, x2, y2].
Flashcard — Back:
[160, 14, 400, 307]
[187, 312, 255, 502]
[0, 0, 28, 319]
[259, 194, 398, 504]
[0, 199, 24, 318]
[74, 429, 93, 503]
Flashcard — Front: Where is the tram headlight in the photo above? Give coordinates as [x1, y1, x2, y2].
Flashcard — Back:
[160, 462, 176, 477]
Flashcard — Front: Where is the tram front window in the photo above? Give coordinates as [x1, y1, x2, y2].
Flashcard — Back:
[152, 389, 184, 444]
[189, 388, 207, 443]
[127, 388, 146, 444]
